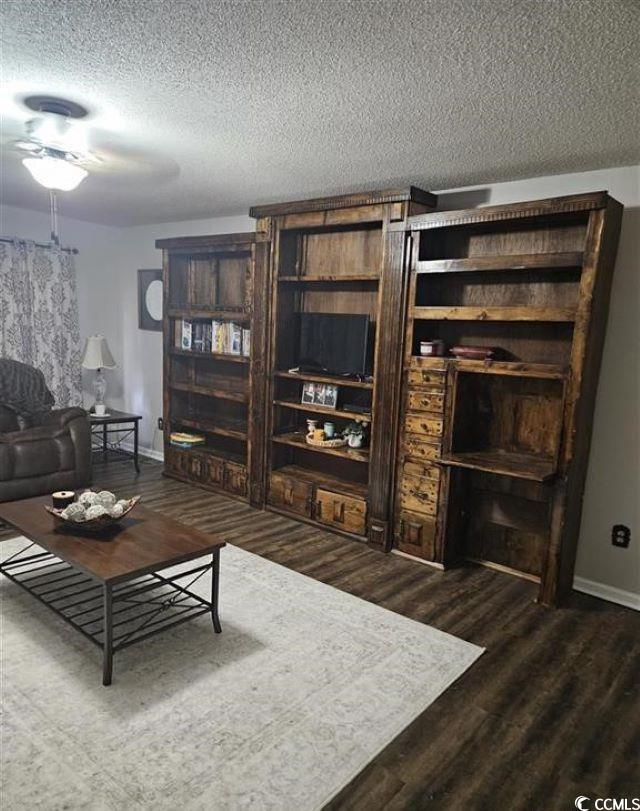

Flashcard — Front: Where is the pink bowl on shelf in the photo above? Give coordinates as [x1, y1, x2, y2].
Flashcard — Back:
[450, 345, 495, 360]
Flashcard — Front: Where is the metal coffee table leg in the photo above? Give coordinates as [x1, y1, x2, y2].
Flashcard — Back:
[103, 584, 113, 686]
[211, 549, 222, 633]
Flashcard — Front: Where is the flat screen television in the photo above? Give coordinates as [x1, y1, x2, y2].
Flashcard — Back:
[298, 313, 370, 377]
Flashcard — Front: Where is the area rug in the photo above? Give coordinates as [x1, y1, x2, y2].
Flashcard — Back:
[1, 537, 483, 810]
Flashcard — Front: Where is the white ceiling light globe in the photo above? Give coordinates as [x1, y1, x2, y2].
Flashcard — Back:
[22, 156, 88, 191]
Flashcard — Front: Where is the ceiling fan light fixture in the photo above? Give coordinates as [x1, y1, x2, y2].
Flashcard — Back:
[22, 154, 88, 191]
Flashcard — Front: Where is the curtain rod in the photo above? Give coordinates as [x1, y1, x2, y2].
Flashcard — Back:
[0, 236, 78, 254]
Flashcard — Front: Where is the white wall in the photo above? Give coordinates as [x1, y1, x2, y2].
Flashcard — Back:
[2, 165, 638, 605]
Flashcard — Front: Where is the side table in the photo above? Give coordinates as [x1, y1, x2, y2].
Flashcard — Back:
[89, 409, 142, 473]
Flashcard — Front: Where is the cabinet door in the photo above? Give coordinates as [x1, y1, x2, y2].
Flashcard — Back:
[315, 489, 367, 536]
[400, 474, 439, 516]
[395, 510, 436, 560]
[225, 462, 247, 496]
[188, 453, 206, 481]
[268, 472, 312, 516]
[205, 457, 225, 488]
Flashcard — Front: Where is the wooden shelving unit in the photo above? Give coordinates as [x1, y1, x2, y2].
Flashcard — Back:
[391, 191, 623, 605]
[251, 187, 437, 544]
[157, 231, 270, 506]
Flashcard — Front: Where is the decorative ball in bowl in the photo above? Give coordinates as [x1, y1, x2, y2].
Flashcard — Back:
[45, 490, 141, 534]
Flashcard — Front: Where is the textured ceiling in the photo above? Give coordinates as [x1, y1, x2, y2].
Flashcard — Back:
[1, 0, 639, 226]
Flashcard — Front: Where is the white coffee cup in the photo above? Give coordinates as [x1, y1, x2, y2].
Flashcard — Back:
[94, 404, 106, 416]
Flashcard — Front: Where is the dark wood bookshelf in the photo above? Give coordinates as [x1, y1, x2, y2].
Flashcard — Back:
[159, 231, 270, 506]
[392, 191, 623, 606]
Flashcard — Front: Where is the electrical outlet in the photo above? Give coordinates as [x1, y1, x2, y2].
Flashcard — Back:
[612, 524, 630, 548]
[157, 417, 164, 430]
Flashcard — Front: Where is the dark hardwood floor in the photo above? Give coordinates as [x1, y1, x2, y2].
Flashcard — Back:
[5, 458, 638, 809]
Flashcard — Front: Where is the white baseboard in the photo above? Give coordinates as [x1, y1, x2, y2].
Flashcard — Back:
[573, 577, 639, 611]
[117, 441, 165, 463]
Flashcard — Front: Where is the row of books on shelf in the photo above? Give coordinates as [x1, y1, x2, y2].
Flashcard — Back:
[176, 319, 250, 356]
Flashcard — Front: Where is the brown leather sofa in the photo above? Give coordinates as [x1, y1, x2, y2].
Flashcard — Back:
[0, 360, 92, 502]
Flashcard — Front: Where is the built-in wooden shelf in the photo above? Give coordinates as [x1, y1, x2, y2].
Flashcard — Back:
[407, 358, 567, 380]
[438, 450, 556, 482]
[175, 416, 247, 441]
[170, 348, 249, 364]
[166, 443, 245, 465]
[168, 307, 250, 322]
[272, 431, 370, 463]
[415, 252, 584, 274]
[274, 371, 373, 389]
[274, 464, 368, 498]
[277, 274, 380, 283]
[411, 306, 576, 322]
[273, 399, 371, 421]
[170, 382, 247, 403]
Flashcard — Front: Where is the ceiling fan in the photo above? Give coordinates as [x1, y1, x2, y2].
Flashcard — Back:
[13, 96, 96, 191]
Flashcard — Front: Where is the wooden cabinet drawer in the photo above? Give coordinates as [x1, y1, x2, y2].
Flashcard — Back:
[268, 472, 312, 517]
[395, 510, 436, 560]
[205, 456, 225, 487]
[315, 488, 367, 536]
[407, 369, 446, 389]
[404, 435, 441, 462]
[403, 460, 440, 481]
[225, 462, 247, 496]
[400, 475, 438, 516]
[405, 414, 444, 438]
[408, 391, 445, 413]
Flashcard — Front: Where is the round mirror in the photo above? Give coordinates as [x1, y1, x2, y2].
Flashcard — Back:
[145, 279, 163, 321]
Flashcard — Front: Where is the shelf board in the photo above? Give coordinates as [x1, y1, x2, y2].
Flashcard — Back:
[415, 252, 584, 274]
[438, 450, 556, 482]
[277, 274, 379, 283]
[274, 371, 373, 390]
[272, 431, 369, 463]
[170, 382, 247, 403]
[273, 399, 371, 421]
[170, 348, 249, 364]
[168, 307, 250, 322]
[166, 443, 245, 465]
[174, 416, 247, 441]
[449, 359, 567, 379]
[273, 464, 368, 498]
[411, 306, 576, 323]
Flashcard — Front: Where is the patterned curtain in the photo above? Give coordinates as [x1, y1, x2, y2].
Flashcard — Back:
[0, 240, 82, 407]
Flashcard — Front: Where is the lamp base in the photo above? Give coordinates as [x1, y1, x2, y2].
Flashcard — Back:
[93, 369, 107, 415]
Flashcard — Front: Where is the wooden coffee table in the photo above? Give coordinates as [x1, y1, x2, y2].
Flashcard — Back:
[0, 496, 225, 685]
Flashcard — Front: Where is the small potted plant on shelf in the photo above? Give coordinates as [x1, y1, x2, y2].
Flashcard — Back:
[342, 419, 369, 449]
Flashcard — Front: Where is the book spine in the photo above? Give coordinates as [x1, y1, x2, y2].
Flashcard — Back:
[181, 319, 192, 350]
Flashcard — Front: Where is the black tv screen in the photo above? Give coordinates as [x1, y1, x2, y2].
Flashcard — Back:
[299, 313, 370, 377]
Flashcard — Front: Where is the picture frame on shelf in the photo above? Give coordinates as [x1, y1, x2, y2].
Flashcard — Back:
[301, 382, 339, 409]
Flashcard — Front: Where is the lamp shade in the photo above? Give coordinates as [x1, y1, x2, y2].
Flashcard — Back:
[81, 335, 116, 370]
[22, 156, 88, 191]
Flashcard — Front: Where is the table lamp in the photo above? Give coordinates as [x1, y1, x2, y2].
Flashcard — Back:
[81, 335, 116, 416]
